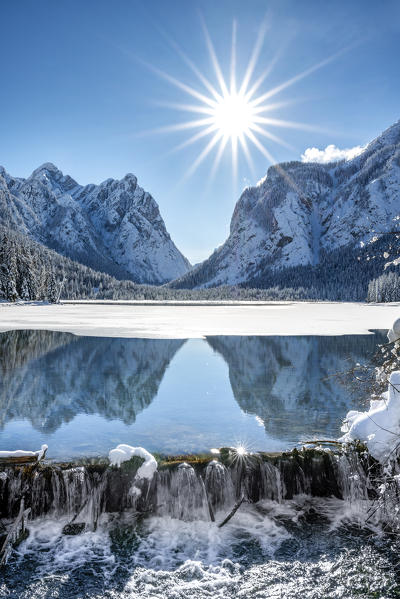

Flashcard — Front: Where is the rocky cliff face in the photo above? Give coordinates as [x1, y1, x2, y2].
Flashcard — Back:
[170, 121, 400, 288]
[0, 163, 190, 283]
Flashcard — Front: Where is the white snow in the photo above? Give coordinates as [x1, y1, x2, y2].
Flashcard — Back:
[0, 444, 48, 460]
[340, 372, 400, 462]
[388, 317, 400, 343]
[0, 301, 399, 338]
[108, 444, 157, 480]
[340, 317, 400, 462]
[175, 121, 400, 288]
[0, 163, 190, 284]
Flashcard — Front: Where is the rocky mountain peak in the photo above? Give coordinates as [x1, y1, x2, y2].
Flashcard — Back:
[0, 164, 190, 284]
[170, 120, 400, 290]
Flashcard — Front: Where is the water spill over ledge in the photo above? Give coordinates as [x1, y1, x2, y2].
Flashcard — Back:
[1, 329, 399, 597]
[1, 445, 399, 598]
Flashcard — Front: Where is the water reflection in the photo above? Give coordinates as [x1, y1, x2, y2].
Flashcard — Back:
[0, 330, 385, 455]
[207, 334, 384, 439]
[0, 331, 186, 433]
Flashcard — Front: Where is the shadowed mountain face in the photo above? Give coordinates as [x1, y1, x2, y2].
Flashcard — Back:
[206, 333, 386, 440]
[0, 331, 186, 433]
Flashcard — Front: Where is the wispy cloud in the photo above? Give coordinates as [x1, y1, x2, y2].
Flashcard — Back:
[301, 143, 365, 163]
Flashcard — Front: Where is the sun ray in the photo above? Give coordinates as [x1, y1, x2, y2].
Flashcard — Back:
[231, 135, 238, 186]
[252, 115, 334, 134]
[141, 117, 217, 136]
[182, 130, 223, 181]
[247, 129, 306, 197]
[251, 47, 349, 107]
[246, 128, 275, 164]
[238, 133, 256, 179]
[151, 101, 216, 116]
[244, 45, 285, 101]
[160, 33, 222, 102]
[249, 123, 295, 151]
[200, 17, 229, 97]
[251, 99, 299, 115]
[210, 135, 230, 180]
[230, 20, 237, 94]
[140, 59, 217, 107]
[168, 124, 219, 154]
[238, 17, 269, 96]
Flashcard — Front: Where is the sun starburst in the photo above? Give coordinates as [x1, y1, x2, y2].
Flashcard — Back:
[143, 18, 344, 186]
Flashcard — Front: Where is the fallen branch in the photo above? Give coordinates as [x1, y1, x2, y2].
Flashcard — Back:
[218, 495, 245, 528]
[301, 440, 343, 446]
[62, 497, 89, 535]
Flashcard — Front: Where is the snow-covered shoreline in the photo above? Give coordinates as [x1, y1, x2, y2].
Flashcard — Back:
[0, 301, 399, 338]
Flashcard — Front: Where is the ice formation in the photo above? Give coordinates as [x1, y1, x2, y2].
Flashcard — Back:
[108, 444, 157, 480]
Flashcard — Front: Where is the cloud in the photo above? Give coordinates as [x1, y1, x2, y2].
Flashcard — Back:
[301, 143, 365, 164]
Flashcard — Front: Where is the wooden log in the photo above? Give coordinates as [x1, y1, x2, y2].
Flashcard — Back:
[0, 455, 38, 465]
[217, 495, 245, 528]
[0, 446, 47, 467]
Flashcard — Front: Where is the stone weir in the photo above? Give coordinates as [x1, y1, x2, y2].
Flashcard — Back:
[0, 446, 380, 527]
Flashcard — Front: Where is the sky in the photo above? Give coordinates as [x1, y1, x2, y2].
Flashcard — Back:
[0, 0, 399, 264]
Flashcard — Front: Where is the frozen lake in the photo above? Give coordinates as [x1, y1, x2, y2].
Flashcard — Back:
[0, 300, 399, 337]
[0, 329, 386, 459]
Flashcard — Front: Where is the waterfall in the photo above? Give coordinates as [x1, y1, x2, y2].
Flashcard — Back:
[0, 447, 381, 527]
[156, 463, 210, 521]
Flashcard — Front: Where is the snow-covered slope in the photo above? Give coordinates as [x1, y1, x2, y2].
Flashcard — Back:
[171, 121, 400, 289]
[0, 163, 190, 283]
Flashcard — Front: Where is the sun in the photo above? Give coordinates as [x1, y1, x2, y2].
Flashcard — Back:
[212, 92, 255, 140]
[143, 18, 340, 184]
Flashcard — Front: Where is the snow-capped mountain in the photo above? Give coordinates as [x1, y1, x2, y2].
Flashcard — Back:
[0, 163, 190, 283]
[171, 121, 400, 289]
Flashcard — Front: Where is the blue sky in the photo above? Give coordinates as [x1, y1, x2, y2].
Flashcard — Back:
[0, 0, 399, 263]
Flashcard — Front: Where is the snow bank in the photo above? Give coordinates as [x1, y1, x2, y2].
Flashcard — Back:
[340, 318, 400, 462]
[108, 444, 157, 480]
[388, 317, 400, 343]
[340, 372, 400, 462]
[0, 444, 48, 460]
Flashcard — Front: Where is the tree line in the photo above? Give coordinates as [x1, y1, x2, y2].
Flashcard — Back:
[0, 225, 399, 303]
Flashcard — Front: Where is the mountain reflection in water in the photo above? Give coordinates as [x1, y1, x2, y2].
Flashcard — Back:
[0, 330, 385, 457]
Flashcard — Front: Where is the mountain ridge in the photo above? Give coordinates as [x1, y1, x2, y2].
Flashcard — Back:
[0, 163, 191, 284]
[169, 120, 400, 289]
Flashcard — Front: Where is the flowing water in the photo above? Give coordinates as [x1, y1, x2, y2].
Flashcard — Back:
[1, 329, 399, 598]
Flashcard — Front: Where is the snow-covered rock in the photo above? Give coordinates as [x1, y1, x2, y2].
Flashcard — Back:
[171, 120, 400, 288]
[388, 318, 400, 343]
[340, 316, 400, 462]
[0, 164, 190, 284]
[108, 444, 157, 479]
[340, 371, 400, 463]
